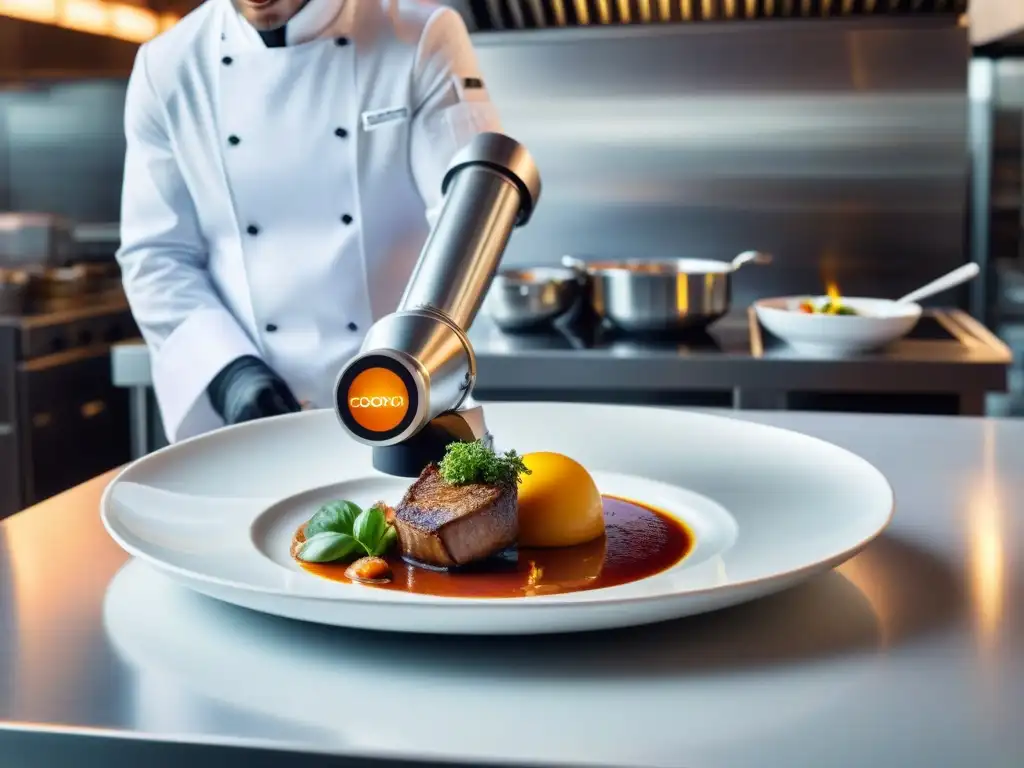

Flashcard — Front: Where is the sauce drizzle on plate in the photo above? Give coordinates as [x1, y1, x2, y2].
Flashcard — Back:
[294, 495, 693, 598]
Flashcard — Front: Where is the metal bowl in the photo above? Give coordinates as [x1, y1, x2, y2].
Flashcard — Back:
[484, 267, 581, 332]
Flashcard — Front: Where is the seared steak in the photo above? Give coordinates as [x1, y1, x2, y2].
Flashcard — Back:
[394, 464, 518, 568]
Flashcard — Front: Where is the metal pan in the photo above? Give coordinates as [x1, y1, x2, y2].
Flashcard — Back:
[483, 266, 584, 332]
[563, 251, 772, 333]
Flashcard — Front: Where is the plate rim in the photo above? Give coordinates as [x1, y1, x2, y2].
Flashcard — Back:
[99, 406, 895, 612]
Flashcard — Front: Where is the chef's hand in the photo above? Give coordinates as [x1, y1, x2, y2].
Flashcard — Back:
[207, 355, 302, 425]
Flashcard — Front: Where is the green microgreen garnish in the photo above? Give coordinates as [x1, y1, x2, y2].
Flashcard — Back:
[298, 500, 396, 564]
[438, 439, 531, 487]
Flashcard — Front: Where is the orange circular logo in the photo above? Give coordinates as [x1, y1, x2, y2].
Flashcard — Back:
[346, 368, 410, 432]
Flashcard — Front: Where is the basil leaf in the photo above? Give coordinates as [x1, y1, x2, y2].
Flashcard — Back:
[297, 532, 359, 563]
[305, 500, 362, 537]
[373, 525, 398, 557]
[353, 506, 386, 554]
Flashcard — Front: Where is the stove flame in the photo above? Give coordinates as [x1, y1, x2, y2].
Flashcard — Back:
[825, 281, 842, 305]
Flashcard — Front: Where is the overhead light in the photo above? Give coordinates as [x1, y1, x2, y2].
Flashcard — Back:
[108, 3, 161, 40]
[0, 0, 177, 42]
[61, 0, 110, 36]
[0, 0, 57, 23]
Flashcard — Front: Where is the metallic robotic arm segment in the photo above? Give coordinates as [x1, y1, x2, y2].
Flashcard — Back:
[333, 133, 541, 476]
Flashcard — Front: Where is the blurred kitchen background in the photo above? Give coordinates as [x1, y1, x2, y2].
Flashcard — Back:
[1, 0, 1022, 517]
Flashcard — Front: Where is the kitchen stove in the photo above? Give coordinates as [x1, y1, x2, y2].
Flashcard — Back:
[468, 307, 1013, 416]
[508, 312, 726, 352]
[495, 307, 985, 353]
[0, 299, 138, 519]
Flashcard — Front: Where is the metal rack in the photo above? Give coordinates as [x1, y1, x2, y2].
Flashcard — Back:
[464, 0, 967, 31]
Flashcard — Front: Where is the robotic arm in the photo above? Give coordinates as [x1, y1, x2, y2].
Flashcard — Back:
[333, 133, 541, 477]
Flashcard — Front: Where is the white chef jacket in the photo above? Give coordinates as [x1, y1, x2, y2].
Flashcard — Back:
[116, 0, 501, 443]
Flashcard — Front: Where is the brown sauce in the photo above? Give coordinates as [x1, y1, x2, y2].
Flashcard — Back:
[294, 495, 693, 599]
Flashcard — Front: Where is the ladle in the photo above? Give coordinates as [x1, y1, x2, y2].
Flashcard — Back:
[731, 251, 773, 270]
[896, 263, 980, 305]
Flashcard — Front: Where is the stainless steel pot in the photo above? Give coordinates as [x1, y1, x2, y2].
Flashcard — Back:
[563, 251, 772, 332]
[483, 266, 583, 332]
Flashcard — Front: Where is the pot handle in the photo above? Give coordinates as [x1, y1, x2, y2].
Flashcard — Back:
[731, 251, 772, 270]
[561, 255, 589, 279]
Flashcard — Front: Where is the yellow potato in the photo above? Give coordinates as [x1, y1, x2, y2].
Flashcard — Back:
[516, 452, 605, 548]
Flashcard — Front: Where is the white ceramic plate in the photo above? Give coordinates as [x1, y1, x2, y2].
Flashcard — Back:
[754, 296, 922, 355]
[100, 404, 894, 635]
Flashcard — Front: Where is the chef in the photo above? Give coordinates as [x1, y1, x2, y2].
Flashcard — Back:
[116, 0, 501, 443]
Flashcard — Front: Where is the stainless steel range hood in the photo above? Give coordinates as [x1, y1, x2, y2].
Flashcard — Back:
[458, 0, 967, 31]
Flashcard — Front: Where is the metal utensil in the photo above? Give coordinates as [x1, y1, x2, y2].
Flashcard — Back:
[562, 250, 771, 333]
[731, 250, 772, 270]
[484, 266, 582, 332]
[895, 263, 980, 305]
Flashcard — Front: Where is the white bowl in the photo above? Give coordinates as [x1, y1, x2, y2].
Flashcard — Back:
[754, 297, 922, 356]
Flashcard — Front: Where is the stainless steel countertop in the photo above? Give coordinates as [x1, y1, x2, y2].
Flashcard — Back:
[1, 410, 1022, 767]
[110, 310, 1013, 398]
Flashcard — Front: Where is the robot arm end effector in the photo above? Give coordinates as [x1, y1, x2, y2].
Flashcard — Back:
[333, 132, 541, 459]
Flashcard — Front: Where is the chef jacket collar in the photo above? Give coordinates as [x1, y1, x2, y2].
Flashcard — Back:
[226, 0, 349, 48]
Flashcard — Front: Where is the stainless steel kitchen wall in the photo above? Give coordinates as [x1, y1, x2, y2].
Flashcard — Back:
[0, 80, 128, 224]
[0, 15, 969, 309]
[983, 57, 1024, 322]
[473, 18, 971, 307]
[0, 93, 10, 212]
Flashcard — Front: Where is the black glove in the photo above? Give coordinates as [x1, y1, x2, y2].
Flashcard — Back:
[207, 355, 302, 425]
